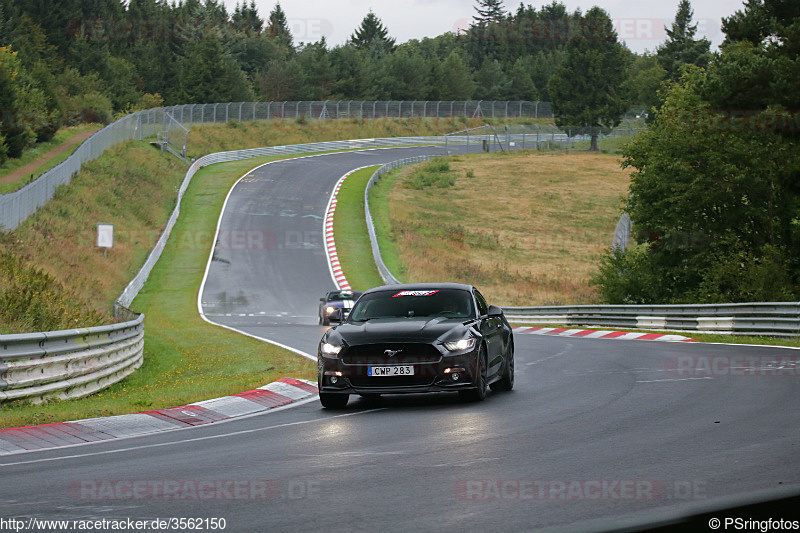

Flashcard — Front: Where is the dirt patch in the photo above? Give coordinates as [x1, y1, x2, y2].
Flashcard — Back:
[0, 129, 98, 184]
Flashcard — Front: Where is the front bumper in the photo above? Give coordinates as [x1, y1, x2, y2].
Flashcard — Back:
[317, 350, 480, 395]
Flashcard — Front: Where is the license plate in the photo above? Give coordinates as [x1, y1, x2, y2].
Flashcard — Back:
[368, 366, 414, 377]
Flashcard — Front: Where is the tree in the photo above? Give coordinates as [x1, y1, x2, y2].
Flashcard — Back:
[255, 57, 303, 101]
[465, 0, 508, 68]
[179, 38, 253, 103]
[350, 11, 395, 54]
[547, 7, 629, 150]
[508, 56, 539, 101]
[656, 0, 711, 81]
[232, 0, 263, 36]
[0, 2, 12, 47]
[473, 59, 510, 100]
[376, 47, 429, 100]
[472, 0, 505, 26]
[717, 0, 800, 111]
[596, 71, 800, 303]
[265, 2, 293, 51]
[594, 0, 800, 304]
[0, 46, 36, 159]
[294, 39, 336, 100]
[439, 49, 476, 100]
[620, 52, 666, 110]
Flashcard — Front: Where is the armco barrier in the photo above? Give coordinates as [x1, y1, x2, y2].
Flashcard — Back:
[0, 314, 144, 403]
[365, 155, 439, 285]
[502, 303, 800, 337]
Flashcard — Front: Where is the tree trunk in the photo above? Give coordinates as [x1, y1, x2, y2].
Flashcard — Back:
[590, 134, 599, 151]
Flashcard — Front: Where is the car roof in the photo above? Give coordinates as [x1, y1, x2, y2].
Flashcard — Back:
[363, 282, 474, 294]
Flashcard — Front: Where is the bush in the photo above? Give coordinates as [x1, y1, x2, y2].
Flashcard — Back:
[591, 243, 671, 304]
[404, 158, 455, 190]
[0, 133, 7, 165]
[690, 243, 798, 303]
[64, 92, 114, 125]
[0, 251, 105, 333]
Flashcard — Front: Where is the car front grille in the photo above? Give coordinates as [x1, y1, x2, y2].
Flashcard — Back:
[341, 343, 442, 365]
[349, 376, 436, 388]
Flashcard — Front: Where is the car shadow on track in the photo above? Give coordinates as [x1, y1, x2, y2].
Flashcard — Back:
[317, 391, 508, 413]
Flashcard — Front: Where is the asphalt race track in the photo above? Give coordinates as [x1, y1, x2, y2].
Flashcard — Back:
[1, 146, 799, 532]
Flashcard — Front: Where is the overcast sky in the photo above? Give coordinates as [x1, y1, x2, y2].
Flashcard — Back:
[222, 0, 747, 54]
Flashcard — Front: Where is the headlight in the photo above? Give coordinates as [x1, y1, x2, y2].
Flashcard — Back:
[320, 342, 343, 355]
[325, 306, 335, 315]
[443, 337, 476, 352]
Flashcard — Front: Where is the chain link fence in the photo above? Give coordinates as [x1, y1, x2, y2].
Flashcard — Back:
[164, 101, 553, 124]
[444, 120, 646, 153]
[0, 101, 550, 232]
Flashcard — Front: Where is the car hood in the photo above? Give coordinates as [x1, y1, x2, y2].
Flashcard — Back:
[330, 317, 471, 345]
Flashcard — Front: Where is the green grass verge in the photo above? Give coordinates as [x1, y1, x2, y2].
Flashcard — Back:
[0, 125, 100, 194]
[333, 166, 384, 291]
[0, 155, 317, 428]
[367, 167, 407, 282]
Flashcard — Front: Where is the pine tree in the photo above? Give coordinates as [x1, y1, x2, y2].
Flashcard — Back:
[656, 0, 711, 80]
[547, 7, 629, 150]
[233, 1, 263, 36]
[472, 0, 505, 25]
[0, 3, 12, 47]
[350, 11, 395, 54]
[266, 2, 293, 50]
[439, 49, 475, 100]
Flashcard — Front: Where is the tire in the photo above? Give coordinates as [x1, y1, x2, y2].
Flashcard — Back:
[459, 346, 488, 403]
[319, 312, 329, 326]
[490, 342, 514, 392]
[319, 393, 348, 409]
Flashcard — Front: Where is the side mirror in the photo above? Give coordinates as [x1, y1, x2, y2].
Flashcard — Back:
[329, 308, 344, 323]
[320, 297, 326, 302]
[487, 305, 504, 318]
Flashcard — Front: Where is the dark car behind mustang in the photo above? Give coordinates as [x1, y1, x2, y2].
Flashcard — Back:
[317, 283, 514, 408]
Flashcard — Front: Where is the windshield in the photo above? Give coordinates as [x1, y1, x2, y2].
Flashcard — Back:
[349, 289, 475, 321]
[327, 291, 360, 302]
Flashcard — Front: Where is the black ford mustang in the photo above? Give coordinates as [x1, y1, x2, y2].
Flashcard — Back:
[317, 283, 514, 408]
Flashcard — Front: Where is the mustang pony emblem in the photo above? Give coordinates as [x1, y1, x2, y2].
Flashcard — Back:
[384, 349, 403, 358]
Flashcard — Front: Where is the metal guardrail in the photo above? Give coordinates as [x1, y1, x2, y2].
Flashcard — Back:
[365, 155, 441, 286]
[503, 303, 800, 337]
[0, 314, 144, 403]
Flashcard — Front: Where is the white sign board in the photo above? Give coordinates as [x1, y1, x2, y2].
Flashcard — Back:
[97, 223, 114, 248]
